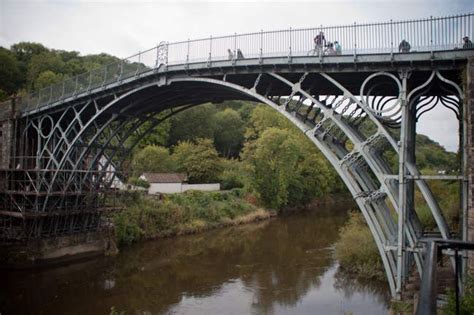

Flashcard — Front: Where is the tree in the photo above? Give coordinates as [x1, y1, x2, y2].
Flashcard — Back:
[213, 108, 245, 157]
[27, 52, 65, 89]
[127, 118, 171, 150]
[244, 105, 290, 140]
[250, 128, 301, 209]
[131, 145, 175, 175]
[0, 47, 22, 99]
[172, 138, 221, 183]
[10, 42, 49, 64]
[34, 70, 63, 89]
[168, 104, 218, 145]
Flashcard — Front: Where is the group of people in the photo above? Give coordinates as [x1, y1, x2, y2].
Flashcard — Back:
[313, 32, 342, 56]
[313, 32, 473, 56]
[226, 33, 473, 61]
[398, 36, 473, 52]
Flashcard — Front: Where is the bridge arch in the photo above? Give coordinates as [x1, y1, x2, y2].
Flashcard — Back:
[20, 68, 465, 297]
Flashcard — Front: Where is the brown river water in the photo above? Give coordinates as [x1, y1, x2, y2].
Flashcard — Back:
[0, 202, 390, 315]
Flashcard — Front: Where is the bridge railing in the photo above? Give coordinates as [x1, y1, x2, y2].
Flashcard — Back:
[21, 13, 473, 114]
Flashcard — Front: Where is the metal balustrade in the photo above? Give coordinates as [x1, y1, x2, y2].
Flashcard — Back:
[22, 13, 474, 113]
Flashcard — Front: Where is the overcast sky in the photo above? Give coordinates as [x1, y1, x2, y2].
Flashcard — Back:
[1, 0, 473, 151]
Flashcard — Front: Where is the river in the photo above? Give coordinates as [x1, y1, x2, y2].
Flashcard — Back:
[0, 201, 390, 315]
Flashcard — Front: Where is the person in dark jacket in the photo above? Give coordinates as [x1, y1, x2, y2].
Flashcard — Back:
[399, 39, 411, 53]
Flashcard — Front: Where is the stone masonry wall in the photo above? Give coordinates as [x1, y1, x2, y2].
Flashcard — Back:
[0, 98, 15, 171]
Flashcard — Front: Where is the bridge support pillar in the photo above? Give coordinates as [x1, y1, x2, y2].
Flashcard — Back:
[396, 70, 412, 299]
[467, 58, 474, 272]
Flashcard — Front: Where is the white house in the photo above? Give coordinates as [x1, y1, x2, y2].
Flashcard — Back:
[139, 173, 220, 194]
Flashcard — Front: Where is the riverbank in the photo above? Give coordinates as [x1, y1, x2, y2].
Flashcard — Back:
[111, 190, 347, 247]
[111, 189, 275, 246]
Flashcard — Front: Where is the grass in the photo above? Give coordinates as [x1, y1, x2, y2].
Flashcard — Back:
[111, 189, 272, 245]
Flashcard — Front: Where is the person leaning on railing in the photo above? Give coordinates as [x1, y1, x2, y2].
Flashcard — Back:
[463, 36, 473, 49]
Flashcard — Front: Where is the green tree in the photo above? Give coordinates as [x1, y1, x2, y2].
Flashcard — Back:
[27, 52, 65, 89]
[244, 105, 290, 140]
[168, 104, 218, 145]
[34, 70, 63, 89]
[172, 138, 221, 183]
[287, 152, 333, 206]
[131, 145, 175, 175]
[250, 128, 301, 209]
[213, 108, 245, 157]
[0, 47, 22, 100]
[128, 118, 171, 150]
[10, 42, 49, 64]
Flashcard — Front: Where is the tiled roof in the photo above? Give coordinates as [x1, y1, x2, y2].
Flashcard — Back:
[141, 173, 187, 183]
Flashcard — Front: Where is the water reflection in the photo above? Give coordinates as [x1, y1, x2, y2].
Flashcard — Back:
[0, 201, 390, 315]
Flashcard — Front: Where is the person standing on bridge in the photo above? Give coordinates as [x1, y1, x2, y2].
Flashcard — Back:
[334, 41, 342, 55]
[228, 49, 234, 60]
[463, 36, 473, 49]
[237, 49, 245, 59]
[398, 39, 411, 53]
[314, 31, 326, 56]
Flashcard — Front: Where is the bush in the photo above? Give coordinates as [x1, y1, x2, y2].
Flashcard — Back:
[111, 190, 262, 245]
[128, 176, 150, 188]
[334, 211, 385, 280]
[443, 275, 474, 315]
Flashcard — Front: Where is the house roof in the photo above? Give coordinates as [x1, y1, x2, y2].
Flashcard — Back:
[141, 173, 187, 183]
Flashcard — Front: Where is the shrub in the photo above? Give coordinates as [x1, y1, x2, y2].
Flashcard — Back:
[111, 190, 262, 245]
[443, 275, 474, 315]
[334, 211, 385, 280]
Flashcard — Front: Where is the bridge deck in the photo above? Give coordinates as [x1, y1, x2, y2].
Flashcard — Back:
[19, 49, 473, 117]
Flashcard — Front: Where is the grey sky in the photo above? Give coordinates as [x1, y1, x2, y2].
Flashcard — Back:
[1, 0, 473, 151]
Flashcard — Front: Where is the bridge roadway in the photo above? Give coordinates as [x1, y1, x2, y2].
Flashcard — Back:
[0, 14, 474, 303]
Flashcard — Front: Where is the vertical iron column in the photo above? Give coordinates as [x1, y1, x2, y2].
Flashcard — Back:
[461, 61, 470, 279]
[406, 86, 417, 279]
[397, 70, 411, 299]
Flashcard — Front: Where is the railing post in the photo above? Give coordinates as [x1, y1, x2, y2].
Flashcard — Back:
[73, 76, 79, 96]
[353, 22, 357, 58]
[119, 60, 124, 81]
[135, 52, 141, 76]
[208, 35, 212, 65]
[430, 15, 433, 51]
[259, 29, 263, 63]
[288, 27, 292, 61]
[186, 39, 190, 65]
[103, 64, 108, 86]
[155, 44, 160, 69]
[233, 32, 237, 58]
[165, 42, 169, 67]
[390, 19, 394, 53]
[86, 71, 92, 91]
[48, 85, 52, 104]
[60, 80, 65, 100]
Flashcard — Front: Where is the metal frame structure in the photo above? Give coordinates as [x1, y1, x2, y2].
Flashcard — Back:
[0, 14, 473, 299]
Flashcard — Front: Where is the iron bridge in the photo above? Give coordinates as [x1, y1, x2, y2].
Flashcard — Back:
[1, 13, 474, 298]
